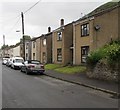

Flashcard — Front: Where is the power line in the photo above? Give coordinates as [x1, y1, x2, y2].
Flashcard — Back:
[3, 14, 20, 23]
[4, 0, 41, 35]
[5, 16, 21, 34]
[23, 0, 41, 14]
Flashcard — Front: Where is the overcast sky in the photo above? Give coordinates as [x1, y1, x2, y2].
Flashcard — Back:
[0, 0, 111, 48]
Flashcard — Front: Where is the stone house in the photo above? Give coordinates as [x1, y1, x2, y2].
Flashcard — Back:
[31, 27, 52, 63]
[39, 27, 52, 64]
[52, 19, 73, 66]
[73, 2, 120, 65]
[31, 37, 38, 60]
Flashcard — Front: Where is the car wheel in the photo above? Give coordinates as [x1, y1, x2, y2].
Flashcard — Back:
[13, 65, 15, 69]
[25, 69, 29, 75]
[20, 68, 23, 72]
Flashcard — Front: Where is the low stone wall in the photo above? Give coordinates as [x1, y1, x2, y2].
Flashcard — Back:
[86, 59, 119, 82]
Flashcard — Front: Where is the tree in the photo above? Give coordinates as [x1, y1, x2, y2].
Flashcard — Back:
[1, 45, 9, 50]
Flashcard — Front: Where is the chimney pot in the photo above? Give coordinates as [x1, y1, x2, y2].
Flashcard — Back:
[48, 27, 51, 33]
[60, 19, 64, 26]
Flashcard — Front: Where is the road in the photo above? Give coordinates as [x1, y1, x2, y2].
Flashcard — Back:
[2, 62, 119, 108]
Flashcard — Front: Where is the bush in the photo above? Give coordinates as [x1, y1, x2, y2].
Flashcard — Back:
[87, 47, 107, 66]
[106, 43, 120, 63]
[86, 40, 120, 67]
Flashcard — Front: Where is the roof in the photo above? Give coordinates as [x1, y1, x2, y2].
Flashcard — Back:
[76, 1, 119, 22]
[30, 37, 39, 41]
[53, 22, 73, 32]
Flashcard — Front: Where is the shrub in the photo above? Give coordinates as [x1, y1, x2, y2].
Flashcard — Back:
[86, 40, 120, 67]
[106, 43, 120, 63]
[87, 47, 107, 66]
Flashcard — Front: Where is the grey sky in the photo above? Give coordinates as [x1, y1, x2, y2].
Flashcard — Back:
[0, 0, 111, 47]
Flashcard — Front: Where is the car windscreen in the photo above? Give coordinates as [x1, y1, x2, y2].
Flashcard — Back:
[15, 59, 23, 63]
[28, 61, 40, 64]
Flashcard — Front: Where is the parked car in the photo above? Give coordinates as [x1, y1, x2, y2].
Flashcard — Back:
[6, 58, 12, 67]
[11, 56, 24, 69]
[20, 60, 45, 74]
[2, 57, 10, 65]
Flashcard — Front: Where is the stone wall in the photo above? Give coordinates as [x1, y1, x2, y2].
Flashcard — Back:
[86, 59, 119, 82]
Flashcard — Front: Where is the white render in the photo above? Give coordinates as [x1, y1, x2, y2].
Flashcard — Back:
[13, 45, 20, 57]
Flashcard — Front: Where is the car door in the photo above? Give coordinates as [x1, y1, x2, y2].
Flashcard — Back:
[23, 61, 28, 71]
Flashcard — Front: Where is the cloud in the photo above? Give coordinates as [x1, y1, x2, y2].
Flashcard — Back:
[0, 1, 111, 47]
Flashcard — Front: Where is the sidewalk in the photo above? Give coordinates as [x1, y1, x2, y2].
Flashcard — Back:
[44, 70, 119, 95]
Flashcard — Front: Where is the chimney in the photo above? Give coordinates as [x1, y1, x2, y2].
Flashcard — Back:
[48, 27, 51, 33]
[60, 19, 64, 26]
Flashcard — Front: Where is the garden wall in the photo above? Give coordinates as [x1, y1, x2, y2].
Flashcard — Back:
[86, 59, 119, 82]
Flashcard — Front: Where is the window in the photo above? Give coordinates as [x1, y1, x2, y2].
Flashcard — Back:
[57, 48, 62, 62]
[20, 46, 22, 50]
[81, 46, 89, 63]
[26, 53, 28, 60]
[57, 32, 62, 41]
[26, 43, 29, 49]
[81, 23, 89, 37]
[33, 53, 35, 60]
[33, 41, 35, 48]
[15, 59, 24, 63]
[24, 61, 28, 64]
[43, 39, 46, 46]
[29, 60, 40, 64]
[43, 52, 46, 63]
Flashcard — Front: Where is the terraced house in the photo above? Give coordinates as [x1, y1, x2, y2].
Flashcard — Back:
[52, 19, 73, 65]
[31, 37, 38, 60]
[31, 27, 52, 64]
[40, 27, 52, 64]
[73, 2, 120, 65]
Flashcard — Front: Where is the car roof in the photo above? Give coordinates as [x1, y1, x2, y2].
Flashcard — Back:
[12, 57, 23, 59]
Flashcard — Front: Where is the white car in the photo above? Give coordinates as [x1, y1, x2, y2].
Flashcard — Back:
[6, 58, 12, 67]
[21, 60, 45, 74]
[2, 57, 10, 65]
[11, 57, 24, 69]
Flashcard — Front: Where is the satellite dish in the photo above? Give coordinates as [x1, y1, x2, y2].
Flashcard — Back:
[94, 25, 100, 31]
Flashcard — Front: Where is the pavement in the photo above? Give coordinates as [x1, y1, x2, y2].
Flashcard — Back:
[44, 70, 120, 96]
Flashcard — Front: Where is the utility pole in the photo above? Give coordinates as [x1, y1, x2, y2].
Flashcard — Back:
[21, 12, 25, 60]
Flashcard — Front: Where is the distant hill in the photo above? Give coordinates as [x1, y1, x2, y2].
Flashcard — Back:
[88, 1, 119, 16]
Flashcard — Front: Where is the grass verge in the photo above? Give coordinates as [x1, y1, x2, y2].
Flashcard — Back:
[45, 64, 86, 74]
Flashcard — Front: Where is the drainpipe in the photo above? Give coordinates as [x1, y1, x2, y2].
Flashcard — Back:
[73, 22, 76, 65]
[52, 32, 54, 63]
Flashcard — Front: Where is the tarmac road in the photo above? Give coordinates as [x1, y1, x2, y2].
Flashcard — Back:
[2, 63, 119, 108]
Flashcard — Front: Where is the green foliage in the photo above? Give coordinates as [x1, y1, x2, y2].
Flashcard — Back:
[87, 48, 107, 66]
[45, 64, 62, 70]
[55, 66, 86, 74]
[88, 1, 119, 16]
[1, 45, 9, 49]
[87, 40, 120, 66]
[45, 64, 86, 74]
[106, 42, 120, 63]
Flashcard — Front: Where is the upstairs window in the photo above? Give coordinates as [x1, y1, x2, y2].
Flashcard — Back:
[26, 43, 29, 49]
[81, 23, 89, 37]
[43, 39, 46, 46]
[57, 32, 62, 41]
[33, 41, 35, 48]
